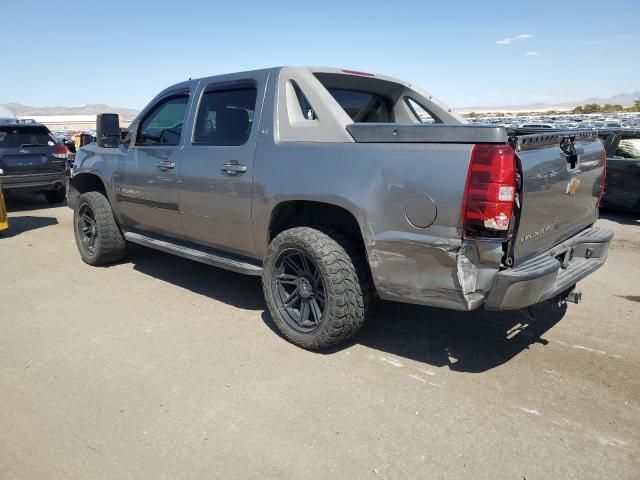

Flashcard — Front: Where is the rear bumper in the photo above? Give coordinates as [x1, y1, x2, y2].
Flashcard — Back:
[0, 172, 67, 192]
[485, 227, 613, 310]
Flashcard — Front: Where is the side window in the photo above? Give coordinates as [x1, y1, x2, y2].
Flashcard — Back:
[405, 97, 439, 124]
[615, 138, 640, 159]
[292, 81, 316, 120]
[193, 88, 257, 146]
[137, 94, 189, 146]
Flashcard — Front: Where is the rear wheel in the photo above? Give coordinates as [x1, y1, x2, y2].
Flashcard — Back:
[73, 191, 126, 265]
[44, 186, 67, 204]
[263, 227, 366, 349]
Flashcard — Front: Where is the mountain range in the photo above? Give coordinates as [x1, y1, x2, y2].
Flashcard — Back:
[4, 91, 640, 117]
[1, 103, 139, 119]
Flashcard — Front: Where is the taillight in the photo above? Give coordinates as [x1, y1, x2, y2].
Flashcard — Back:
[341, 69, 375, 77]
[462, 144, 517, 240]
[52, 144, 68, 159]
[596, 146, 607, 209]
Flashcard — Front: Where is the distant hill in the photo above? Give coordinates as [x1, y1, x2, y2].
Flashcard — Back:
[455, 91, 640, 113]
[1, 103, 139, 120]
[5, 91, 640, 117]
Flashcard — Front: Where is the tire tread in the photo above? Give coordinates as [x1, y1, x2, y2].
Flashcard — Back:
[74, 191, 126, 265]
[263, 227, 367, 349]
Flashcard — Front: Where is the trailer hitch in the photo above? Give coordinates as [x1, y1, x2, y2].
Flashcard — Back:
[556, 286, 582, 305]
[559, 135, 578, 169]
[565, 289, 582, 304]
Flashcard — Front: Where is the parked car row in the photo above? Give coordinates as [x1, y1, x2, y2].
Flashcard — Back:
[469, 112, 640, 131]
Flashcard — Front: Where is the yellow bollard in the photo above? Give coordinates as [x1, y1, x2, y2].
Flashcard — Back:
[0, 186, 8, 232]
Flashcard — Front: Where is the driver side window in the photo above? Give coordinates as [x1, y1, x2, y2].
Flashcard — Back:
[137, 94, 189, 146]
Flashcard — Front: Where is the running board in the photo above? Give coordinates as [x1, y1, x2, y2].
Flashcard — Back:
[123, 231, 263, 276]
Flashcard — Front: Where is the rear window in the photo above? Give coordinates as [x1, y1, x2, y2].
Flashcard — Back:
[326, 89, 392, 123]
[0, 126, 55, 148]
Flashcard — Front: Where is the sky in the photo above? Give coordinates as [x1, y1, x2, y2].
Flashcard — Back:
[2, 0, 638, 110]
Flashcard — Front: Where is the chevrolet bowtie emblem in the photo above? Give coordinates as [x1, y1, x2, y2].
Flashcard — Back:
[565, 177, 581, 196]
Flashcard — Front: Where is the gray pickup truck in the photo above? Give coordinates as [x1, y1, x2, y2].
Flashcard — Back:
[69, 66, 612, 349]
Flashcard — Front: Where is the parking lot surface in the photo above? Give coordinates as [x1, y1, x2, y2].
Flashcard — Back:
[1, 193, 639, 480]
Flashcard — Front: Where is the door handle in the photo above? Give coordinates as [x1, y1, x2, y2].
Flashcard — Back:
[156, 160, 175, 171]
[222, 161, 248, 176]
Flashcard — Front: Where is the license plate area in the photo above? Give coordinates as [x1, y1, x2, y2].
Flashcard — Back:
[555, 247, 574, 269]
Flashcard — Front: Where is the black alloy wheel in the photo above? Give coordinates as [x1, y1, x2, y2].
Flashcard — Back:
[271, 248, 327, 332]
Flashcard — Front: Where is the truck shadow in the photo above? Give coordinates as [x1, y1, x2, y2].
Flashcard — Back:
[350, 300, 564, 373]
[262, 300, 565, 373]
[128, 245, 565, 373]
[599, 208, 639, 226]
[0, 216, 58, 238]
[4, 192, 68, 212]
[128, 244, 265, 311]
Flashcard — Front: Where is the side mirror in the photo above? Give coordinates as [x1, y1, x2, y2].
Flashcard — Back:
[96, 113, 121, 148]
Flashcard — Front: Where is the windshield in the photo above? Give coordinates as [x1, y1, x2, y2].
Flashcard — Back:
[0, 126, 55, 148]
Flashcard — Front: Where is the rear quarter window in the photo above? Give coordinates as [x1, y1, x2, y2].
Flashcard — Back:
[405, 97, 438, 124]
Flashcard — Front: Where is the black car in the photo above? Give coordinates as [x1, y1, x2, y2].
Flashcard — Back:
[0, 122, 69, 203]
[598, 129, 640, 213]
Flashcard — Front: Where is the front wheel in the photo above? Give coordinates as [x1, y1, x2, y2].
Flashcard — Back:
[73, 191, 127, 266]
[262, 227, 366, 349]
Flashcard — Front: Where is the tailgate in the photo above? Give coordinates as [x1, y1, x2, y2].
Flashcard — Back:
[0, 125, 65, 175]
[0, 147, 65, 175]
[510, 130, 604, 265]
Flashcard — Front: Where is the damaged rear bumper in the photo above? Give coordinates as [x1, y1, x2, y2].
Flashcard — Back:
[484, 227, 613, 310]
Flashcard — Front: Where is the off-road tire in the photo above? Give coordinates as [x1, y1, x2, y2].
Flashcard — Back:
[73, 191, 127, 266]
[44, 186, 67, 204]
[317, 226, 374, 315]
[263, 227, 366, 349]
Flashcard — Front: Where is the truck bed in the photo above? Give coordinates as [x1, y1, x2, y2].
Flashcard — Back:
[347, 122, 605, 267]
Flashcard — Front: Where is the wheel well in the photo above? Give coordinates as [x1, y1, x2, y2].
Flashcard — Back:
[268, 200, 368, 259]
[70, 173, 107, 196]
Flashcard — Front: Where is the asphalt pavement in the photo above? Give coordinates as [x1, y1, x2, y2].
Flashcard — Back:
[1, 192, 639, 479]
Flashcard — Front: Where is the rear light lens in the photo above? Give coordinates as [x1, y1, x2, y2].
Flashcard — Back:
[52, 144, 68, 159]
[596, 146, 607, 209]
[462, 144, 517, 239]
